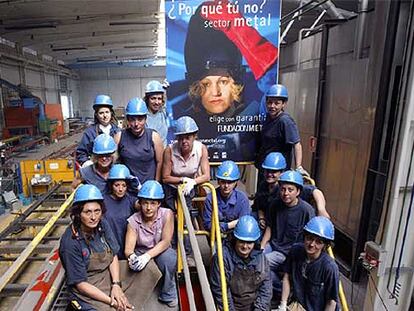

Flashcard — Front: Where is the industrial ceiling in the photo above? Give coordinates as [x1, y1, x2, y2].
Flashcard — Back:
[0, 0, 361, 68]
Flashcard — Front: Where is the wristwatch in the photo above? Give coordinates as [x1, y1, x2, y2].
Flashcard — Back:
[112, 281, 122, 287]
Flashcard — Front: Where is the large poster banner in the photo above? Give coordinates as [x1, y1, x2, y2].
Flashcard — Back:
[165, 0, 281, 163]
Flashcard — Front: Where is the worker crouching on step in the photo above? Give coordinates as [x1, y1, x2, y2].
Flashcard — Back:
[210, 215, 272, 311]
[125, 180, 178, 308]
[277, 216, 339, 311]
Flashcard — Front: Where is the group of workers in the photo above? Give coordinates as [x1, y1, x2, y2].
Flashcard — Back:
[59, 80, 340, 311]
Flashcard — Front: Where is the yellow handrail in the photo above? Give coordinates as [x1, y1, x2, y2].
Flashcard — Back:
[201, 183, 229, 311]
[327, 247, 349, 311]
[0, 187, 76, 293]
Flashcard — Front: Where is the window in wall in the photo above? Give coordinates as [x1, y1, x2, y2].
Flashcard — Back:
[60, 94, 73, 119]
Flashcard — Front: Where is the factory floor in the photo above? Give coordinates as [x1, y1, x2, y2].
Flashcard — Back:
[12, 132, 82, 161]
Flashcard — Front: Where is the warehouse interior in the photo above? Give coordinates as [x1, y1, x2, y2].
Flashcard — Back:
[1, 0, 414, 310]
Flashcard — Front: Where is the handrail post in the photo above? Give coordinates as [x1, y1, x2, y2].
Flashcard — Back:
[201, 183, 229, 311]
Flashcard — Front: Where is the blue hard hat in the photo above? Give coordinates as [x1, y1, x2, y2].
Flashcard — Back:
[74, 184, 103, 204]
[266, 84, 288, 100]
[108, 164, 131, 180]
[126, 97, 148, 116]
[216, 160, 240, 181]
[278, 170, 304, 188]
[92, 134, 117, 155]
[304, 216, 335, 241]
[262, 152, 287, 170]
[93, 94, 113, 110]
[138, 180, 165, 200]
[145, 80, 165, 94]
[234, 216, 261, 242]
[175, 116, 199, 135]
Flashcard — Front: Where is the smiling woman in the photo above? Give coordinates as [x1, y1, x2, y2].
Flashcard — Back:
[76, 95, 121, 167]
[59, 184, 161, 311]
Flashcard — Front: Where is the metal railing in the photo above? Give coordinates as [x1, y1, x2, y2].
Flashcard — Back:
[176, 182, 229, 311]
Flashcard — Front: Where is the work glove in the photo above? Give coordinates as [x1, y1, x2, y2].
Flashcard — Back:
[276, 301, 287, 311]
[128, 253, 140, 271]
[296, 165, 311, 178]
[135, 253, 151, 271]
[81, 160, 93, 168]
[182, 177, 196, 196]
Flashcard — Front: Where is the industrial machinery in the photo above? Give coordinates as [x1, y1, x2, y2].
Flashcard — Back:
[0, 78, 62, 140]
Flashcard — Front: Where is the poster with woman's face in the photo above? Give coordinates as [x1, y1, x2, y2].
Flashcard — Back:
[165, 0, 281, 163]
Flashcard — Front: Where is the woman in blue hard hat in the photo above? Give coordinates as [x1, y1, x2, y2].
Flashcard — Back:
[203, 160, 250, 233]
[72, 133, 117, 194]
[252, 152, 329, 231]
[118, 97, 164, 185]
[210, 215, 272, 311]
[76, 94, 121, 167]
[277, 217, 339, 311]
[125, 180, 178, 308]
[59, 184, 161, 311]
[260, 170, 315, 298]
[103, 164, 137, 260]
[162, 116, 210, 212]
[144, 80, 169, 147]
[256, 84, 309, 176]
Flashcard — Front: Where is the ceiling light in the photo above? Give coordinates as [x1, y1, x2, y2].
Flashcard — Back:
[52, 47, 86, 51]
[109, 21, 157, 26]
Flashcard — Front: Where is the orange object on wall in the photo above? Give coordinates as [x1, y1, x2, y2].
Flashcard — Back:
[44, 103, 65, 136]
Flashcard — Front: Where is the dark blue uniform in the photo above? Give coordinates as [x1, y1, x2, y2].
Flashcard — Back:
[282, 243, 340, 311]
[118, 128, 156, 183]
[253, 182, 317, 218]
[257, 112, 300, 169]
[76, 124, 120, 165]
[79, 165, 109, 195]
[211, 242, 272, 311]
[266, 198, 315, 255]
[59, 219, 119, 305]
[103, 193, 136, 259]
[203, 188, 251, 232]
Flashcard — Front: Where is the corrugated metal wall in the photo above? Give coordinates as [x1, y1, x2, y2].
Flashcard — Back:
[279, 16, 375, 241]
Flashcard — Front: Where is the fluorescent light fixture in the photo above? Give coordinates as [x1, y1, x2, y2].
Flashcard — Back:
[52, 47, 87, 51]
[109, 21, 157, 26]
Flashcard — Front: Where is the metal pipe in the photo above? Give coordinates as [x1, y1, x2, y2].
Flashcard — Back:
[202, 183, 229, 311]
[320, 0, 345, 19]
[281, 0, 318, 22]
[281, 0, 330, 26]
[0, 185, 76, 293]
[354, 0, 369, 59]
[311, 24, 329, 179]
[177, 186, 216, 311]
[280, 12, 299, 43]
[178, 236, 197, 311]
[297, 26, 324, 71]
[305, 10, 327, 37]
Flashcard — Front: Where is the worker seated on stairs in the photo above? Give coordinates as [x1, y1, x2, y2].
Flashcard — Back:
[210, 216, 272, 311]
[59, 184, 161, 311]
[260, 171, 315, 300]
[203, 160, 251, 234]
[276, 217, 339, 311]
[252, 152, 329, 233]
[125, 180, 178, 308]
